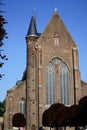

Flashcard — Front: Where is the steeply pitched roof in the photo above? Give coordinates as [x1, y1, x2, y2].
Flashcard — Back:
[37, 10, 76, 47]
[27, 16, 38, 37]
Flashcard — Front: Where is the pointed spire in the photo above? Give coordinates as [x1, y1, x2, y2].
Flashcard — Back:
[33, 6, 36, 25]
[27, 16, 38, 37]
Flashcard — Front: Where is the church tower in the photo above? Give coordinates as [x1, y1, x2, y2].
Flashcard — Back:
[26, 15, 40, 130]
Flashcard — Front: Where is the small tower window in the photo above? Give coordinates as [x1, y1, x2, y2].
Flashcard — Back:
[54, 37, 60, 45]
[54, 33, 60, 45]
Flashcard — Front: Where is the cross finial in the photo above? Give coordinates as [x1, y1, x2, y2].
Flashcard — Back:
[55, 8, 57, 12]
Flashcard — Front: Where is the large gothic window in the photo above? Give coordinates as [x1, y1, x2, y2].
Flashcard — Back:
[60, 63, 70, 105]
[46, 58, 70, 105]
[46, 63, 55, 104]
[19, 98, 26, 115]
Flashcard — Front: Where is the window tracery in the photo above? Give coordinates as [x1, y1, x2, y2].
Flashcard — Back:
[46, 58, 70, 105]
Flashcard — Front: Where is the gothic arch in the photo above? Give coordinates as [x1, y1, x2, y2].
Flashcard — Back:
[46, 57, 70, 105]
[46, 62, 56, 105]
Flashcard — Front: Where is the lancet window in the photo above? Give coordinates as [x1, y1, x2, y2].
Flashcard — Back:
[46, 58, 70, 105]
[19, 98, 26, 115]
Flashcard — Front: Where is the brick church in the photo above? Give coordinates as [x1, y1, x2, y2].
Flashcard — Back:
[4, 9, 87, 130]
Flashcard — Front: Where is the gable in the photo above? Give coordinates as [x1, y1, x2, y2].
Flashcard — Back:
[7, 81, 26, 98]
[37, 11, 77, 49]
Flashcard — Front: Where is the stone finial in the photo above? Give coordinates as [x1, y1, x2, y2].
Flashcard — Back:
[54, 8, 58, 14]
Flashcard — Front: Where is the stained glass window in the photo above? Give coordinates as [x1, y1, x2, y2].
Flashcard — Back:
[46, 58, 70, 105]
[60, 63, 70, 105]
[46, 63, 55, 104]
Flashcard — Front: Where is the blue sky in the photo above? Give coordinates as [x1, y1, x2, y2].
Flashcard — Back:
[0, 0, 87, 101]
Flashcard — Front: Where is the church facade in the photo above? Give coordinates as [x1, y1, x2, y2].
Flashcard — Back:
[4, 10, 87, 130]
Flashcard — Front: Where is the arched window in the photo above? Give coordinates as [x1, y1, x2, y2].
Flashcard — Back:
[46, 58, 70, 105]
[19, 98, 26, 115]
[60, 63, 70, 105]
[46, 63, 55, 104]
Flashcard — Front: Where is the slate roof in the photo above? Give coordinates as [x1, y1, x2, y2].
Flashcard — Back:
[27, 16, 38, 36]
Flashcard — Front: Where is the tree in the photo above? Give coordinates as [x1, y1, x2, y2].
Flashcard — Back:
[0, 100, 5, 117]
[42, 96, 87, 127]
[12, 113, 26, 130]
[0, 1, 8, 79]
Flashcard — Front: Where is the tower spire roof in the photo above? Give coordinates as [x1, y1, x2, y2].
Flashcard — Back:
[27, 15, 38, 37]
